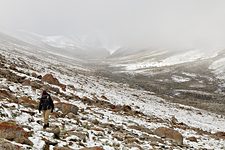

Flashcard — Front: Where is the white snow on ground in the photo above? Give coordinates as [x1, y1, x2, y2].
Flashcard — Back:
[209, 57, 225, 80]
[113, 50, 219, 71]
[172, 75, 191, 82]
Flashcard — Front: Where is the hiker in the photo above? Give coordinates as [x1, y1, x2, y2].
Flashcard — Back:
[38, 90, 54, 129]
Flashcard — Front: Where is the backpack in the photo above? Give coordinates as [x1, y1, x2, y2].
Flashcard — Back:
[40, 94, 52, 110]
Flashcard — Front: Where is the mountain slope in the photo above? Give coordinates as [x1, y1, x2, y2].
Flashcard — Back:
[0, 38, 225, 149]
[9, 31, 110, 59]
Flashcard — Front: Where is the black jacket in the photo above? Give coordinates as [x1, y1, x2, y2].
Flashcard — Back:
[38, 93, 54, 112]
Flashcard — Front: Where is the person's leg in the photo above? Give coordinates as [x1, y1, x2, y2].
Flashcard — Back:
[45, 109, 51, 127]
[42, 110, 47, 129]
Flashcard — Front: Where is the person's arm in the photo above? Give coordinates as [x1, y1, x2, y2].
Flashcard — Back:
[38, 99, 43, 113]
[49, 95, 54, 112]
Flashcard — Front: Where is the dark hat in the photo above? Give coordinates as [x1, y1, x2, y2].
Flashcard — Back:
[42, 90, 48, 95]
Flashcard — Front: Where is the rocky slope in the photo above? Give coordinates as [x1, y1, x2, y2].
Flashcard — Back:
[0, 47, 225, 150]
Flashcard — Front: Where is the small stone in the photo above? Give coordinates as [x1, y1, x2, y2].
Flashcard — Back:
[187, 136, 198, 142]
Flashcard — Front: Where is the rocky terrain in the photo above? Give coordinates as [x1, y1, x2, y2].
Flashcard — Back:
[0, 45, 225, 150]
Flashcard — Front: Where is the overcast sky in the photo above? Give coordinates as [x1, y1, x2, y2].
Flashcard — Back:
[0, 0, 225, 50]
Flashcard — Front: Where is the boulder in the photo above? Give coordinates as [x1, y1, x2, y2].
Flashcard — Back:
[67, 113, 77, 119]
[9, 64, 17, 71]
[171, 116, 178, 124]
[30, 81, 42, 90]
[53, 146, 72, 150]
[214, 132, 225, 139]
[55, 103, 79, 115]
[80, 147, 104, 150]
[22, 79, 31, 86]
[59, 84, 66, 91]
[122, 105, 132, 112]
[31, 72, 38, 78]
[42, 74, 60, 85]
[37, 75, 42, 79]
[49, 86, 60, 94]
[0, 121, 33, 146]
[43, 138, 58, 150]
[18, 96, 38, 109]
[113, 131, 125, 141]
[0, 69, 26, 83]
[154, 127, 183, 145]
[0, 138, 24, 150]
[186, 136, 198, 142]
[0, 90, 14, 99]
[101, 95, 108, 100]
[68, 131, 88, 142]
[53, 126, 61, 139]
[45, 126, 61, 139]
[42, 74, 66, 91]
[51, 112, 64, 118]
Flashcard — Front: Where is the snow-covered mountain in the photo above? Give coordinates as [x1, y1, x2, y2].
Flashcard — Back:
[9, 30, 114, 59]
[0, 32, 225, 149]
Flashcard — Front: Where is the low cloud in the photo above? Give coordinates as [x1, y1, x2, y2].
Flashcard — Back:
[0, 0, 225, 51]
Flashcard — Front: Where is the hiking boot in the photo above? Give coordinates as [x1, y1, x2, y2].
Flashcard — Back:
[43, 124, 47, 129]
[43, 123, 49, 129]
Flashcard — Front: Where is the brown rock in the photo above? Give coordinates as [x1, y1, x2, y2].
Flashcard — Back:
[186, 136, 198, 142]
[0, 121, 33, 146]
[110, 104, 116, 110]
[45, 126, 61, 139]
[69, 132, 87, 142]
[80, 147, 104, 150]
[51, 112, 64, 118]
[53, 126, 61, 139]
[42, 74, 60, 85]
[42, 74, 66, 91]
[55, 103, 79, 115]
[67, 113, 77, 119]
[18, 96, 38, 109]
[113, 131, 125, 141]
[0, 138, 24, 150]
[90, 127, 104, 132]
[30, 81, 42, 90]
[9, 64, 17, 70]
[154, 127, 183, 145]
[52, 96, 61, 102]
[91, 119, 100, 125]
[53, 146, 72, 150]
[0, 69, 24, 83]
[125, 137, 139, 144]
[171, 116, 178, 124]
[214, 132, 225, 139]
[31, 72, 38, 78]
[73, 95, 81, 100]
[101, 95, 108, 100]
[0, 90, 13, 99]
[49, 86, 60, 94]
[59, 84, 66, 91]
[123, 105, 132, 112]
[22, 79, 31, 86]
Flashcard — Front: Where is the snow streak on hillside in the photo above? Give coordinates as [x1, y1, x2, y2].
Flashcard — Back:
[112, 50, 220, 71]
[210, 57, 225, 80]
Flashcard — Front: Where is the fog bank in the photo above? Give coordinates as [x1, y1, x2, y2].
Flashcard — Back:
[0, 0, 225, 51]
